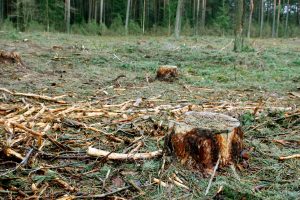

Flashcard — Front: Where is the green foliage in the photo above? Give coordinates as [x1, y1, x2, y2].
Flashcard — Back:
[109, 15, 125, 35]
[214, 3, 231, 35]
[99, 23, 108, 35]
[0, 19, 16, 31]
[83, 21, 100, 35]
[240, 111, 255, 126]
[71, 21, 101, 35]
[181, 19, 193, 36]
[128, 20, 142, 35]
[26, 21, 45, 32]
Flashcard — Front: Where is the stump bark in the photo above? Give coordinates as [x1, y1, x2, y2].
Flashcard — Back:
[156, 65, 179, 81]
[166, 111, 244, 171]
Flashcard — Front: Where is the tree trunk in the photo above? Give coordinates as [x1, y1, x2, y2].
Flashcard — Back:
[0, 0, 4, 24]
[201, 0, 206, 29]
[168, 0, 171, 35]
[272, 0, 277, 37]
[16, 0, 20, 30]
[247, 0, 254, 38]
[196, 0, 200, 35]
[88, 0, 92, 23]
[276, 0, 281, 37]
[100, 0, 103, 23]
[65, 0, 70, 33]
[260, 0, 264, 38]
[142, 0, 146, 34]
[234, 0, 244, 52]
[298, 0, 300, 26]
[125, 0, 131, 35]
[284, 0, 289, 37]
[166, 112, 244, 172]
[267, 0, 270, 25]
[94, 0, 98, 22]
[174, 0, 183, 39]
[46, 0, 49, 32]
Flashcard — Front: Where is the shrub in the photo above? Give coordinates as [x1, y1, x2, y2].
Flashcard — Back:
[182, 19, 193, 36]
[109, 15, 124, 35]
[0, 19, 16, 31]
[128, 20, 142, 35]
[26, 21, 45, 32]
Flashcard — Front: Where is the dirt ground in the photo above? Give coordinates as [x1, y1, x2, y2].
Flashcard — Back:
[0, 31, 299, 199]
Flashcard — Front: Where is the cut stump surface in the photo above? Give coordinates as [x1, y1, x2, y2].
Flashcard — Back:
[166, 111, 244, 171]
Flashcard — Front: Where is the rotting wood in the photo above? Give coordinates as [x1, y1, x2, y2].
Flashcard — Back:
[166, 111, 244, 172]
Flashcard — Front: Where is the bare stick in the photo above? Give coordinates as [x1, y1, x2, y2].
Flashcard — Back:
[205, 157, 220, 196]
[279, 154, 300, 160]
[0, 119, 43, 137]
[87, 147, 162, 160]
[153, 178, 168, 187]
[0, 88, 67, 104]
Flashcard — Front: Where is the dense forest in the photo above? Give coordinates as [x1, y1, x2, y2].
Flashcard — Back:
[0, 0, 299, 37]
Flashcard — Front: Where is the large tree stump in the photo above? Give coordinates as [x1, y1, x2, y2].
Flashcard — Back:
[166, 111, 244, 172]
[156, 65, 179, 81]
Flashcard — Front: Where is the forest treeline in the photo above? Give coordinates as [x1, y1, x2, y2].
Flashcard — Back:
[0, 0, 299, 37]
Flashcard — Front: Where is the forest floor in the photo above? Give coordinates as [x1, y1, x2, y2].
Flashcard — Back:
[0, 31, 299, 199]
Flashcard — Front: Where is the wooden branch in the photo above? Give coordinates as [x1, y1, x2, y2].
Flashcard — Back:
[0, 88, 67, 104]
[0, 119, 43, 137]
[87, 147, 162, 160]
[153, 178, 168, 187]
[279, 154, 300, 160]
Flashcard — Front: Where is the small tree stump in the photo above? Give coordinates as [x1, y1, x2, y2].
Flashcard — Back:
[166, 111, 244, 172]
[0, 50, 25, 67]
[156, 65, 179, 81]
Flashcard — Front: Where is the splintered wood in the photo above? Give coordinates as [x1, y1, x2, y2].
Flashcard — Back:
[166, 111, 244, 172]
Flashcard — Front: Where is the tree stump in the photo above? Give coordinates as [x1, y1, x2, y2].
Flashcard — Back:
[166, 111, 244, 172]
[0, 50, 25, 67]
[156, 65, 179, 81]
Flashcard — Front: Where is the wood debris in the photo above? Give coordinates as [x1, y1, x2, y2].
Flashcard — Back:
[0, 87, 298, 198]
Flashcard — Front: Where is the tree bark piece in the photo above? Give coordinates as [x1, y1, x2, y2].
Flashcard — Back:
[156, 65, 179, 81]
[166, 111, 244, 172]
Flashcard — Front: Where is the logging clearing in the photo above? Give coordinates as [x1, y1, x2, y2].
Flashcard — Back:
[0, 32, 299, 199]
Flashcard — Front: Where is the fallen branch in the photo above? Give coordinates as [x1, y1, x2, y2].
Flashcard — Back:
[0, 119, 43, 137]
[0, 88, 67, 104]
[87, 147, 162, 160]
[279, 154, 300, 160]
